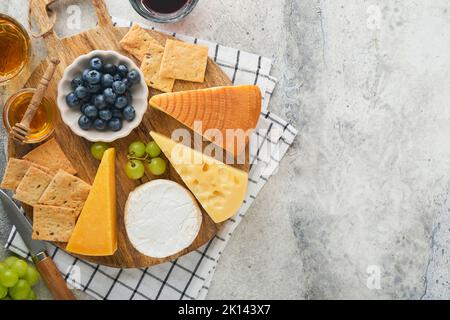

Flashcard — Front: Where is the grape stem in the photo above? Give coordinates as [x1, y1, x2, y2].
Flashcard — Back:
[127, 154, 150, 162]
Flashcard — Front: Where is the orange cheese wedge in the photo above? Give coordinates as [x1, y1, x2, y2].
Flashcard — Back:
[149, 85, 262, 157]
[66, 148, 117, 256]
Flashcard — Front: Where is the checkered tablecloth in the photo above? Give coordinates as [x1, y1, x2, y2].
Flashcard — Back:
[4, 17, 298, 300]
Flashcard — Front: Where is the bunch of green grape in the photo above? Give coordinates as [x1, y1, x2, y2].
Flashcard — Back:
[0, 256, 40, 300]
[90, 141, 167, 180]
[125, 141, 166, 180]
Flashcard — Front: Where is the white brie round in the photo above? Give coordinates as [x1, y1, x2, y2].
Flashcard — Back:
[125, 179, 202, 258]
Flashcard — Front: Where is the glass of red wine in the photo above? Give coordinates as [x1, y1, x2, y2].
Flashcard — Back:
[129, 0, 199, 23]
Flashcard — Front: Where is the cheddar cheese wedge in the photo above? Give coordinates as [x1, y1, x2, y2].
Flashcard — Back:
[150, 131, 248, 223]
[149, 85, 261, 157]
[66, 148, 117, 256]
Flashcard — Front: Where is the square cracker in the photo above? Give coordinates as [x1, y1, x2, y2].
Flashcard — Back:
[141, 45, 175, 93]
[14, 167, 53, 206]
[159, 39, 209, 83]
[120, 23, 162, 61]
[32, 205, 76, 242]
[38, 170, 91, 217]
[23, 138, 77, 175]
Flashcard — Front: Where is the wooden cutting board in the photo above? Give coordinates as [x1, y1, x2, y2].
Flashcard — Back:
[8, 0, 248, 268]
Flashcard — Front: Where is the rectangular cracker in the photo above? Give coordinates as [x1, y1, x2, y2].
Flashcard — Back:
[159, 39, 209, 83]
[23, 138, 77, 175]
[120, 23, 163, 61]
[32, 205, 77, 242]
[141, 45, 175, 93]
[14, 167, 53, 206]
[38, 170, 91, 217]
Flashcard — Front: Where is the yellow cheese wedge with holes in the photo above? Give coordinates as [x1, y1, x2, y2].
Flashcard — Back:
[66, 148, 117, 256]
[150, 131, 248, 223]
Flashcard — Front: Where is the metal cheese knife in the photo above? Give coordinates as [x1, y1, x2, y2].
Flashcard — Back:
[0, 190, 76, 300]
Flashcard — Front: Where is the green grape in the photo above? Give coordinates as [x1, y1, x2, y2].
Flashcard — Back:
[9, 279, 31, 300]
[145, 141, 161, 158]
[10, 260, 28, 278]
[0, 284, 7, 299]
[147, 157, 167, 176]
[125, 160, 145, 180]
[27, 290, 36, 300]
[128, 141, 146, 157]
[0, 269, 19, 288]
[91, 142, 110, 160]
[23, 266, 40, 287]
[0, 262, 7, 272]
[1, 296, 11, 300]
[4, 256, 18, 267]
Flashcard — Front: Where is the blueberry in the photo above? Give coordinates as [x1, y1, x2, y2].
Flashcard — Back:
[117, 64, 128, 77]
[99, 109, 113, 121]
[103, 63, 116, 75]
[112, 81, 127, 95]
[113, 74, 122, 82]
[93, 118, 107, 131]
[114, 95, 128, 109]
[112, 108, 123, 119]
[101, 74, 114, 88]
[66, 92, 80, 108]
[82, 69, 90, 82]
[127, 69, 140, 85]
[71, 75, 84, 90]
[94, 94, 107, 109]
[123, 105, 136, 121]
[78, 115, 92, 130]
[85, 82, 102, 94]
[122, 78, 132, 89]
[89, 57, 103, 71]
[74, 85, 89, 99]
[103, 88, 116, 104]
[86, 70, 102, 85]
[84, 105, 98, 119]
[80, 103, 89, 114]
[108, 118, 123, 132]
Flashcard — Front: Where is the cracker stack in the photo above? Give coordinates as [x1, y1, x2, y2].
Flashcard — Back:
[120, 24, 209, 93]
[0, 139, 90, 242]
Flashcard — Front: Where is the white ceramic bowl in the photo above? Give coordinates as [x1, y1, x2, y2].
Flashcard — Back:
[57, 50, 148, 143]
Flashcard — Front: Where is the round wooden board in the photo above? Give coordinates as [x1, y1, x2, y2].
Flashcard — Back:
[8, 0, 249, 268]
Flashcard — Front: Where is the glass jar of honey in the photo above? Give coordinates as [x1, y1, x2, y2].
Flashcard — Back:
[3, 89, 58, 144]
[0, 13, 31, 84]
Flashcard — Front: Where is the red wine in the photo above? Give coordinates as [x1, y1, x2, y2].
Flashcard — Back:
[141, 0, 189, 14]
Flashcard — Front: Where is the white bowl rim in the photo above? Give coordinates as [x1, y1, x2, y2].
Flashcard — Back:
[57, 50, 149, 143]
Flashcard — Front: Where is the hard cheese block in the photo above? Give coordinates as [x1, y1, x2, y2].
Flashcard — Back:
[149, 85, 262, 157]
[150, 131, 248, 223]
[66, 148, 117, 256]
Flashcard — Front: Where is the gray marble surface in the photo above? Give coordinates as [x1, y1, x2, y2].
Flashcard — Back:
[2, 0, 450, 300]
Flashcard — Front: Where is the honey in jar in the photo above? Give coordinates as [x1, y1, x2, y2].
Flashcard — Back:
[3, 89, 58, 143]
[0, 13, 31, 84]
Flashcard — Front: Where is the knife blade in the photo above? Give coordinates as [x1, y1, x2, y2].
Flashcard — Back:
[0, 190, 47, 257]
[0, 190, 76, 300]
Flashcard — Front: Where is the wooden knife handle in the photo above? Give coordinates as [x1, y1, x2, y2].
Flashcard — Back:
[35, 256, 76, 300]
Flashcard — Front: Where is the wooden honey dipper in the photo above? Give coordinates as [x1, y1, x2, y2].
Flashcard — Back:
[11, 58, 60, 143]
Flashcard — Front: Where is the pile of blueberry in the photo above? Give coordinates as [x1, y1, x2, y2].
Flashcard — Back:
[66, 56, 141, 132]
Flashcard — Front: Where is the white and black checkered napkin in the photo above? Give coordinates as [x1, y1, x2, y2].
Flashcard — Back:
[5, 18, 298, 300]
